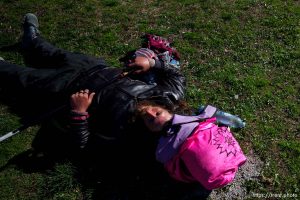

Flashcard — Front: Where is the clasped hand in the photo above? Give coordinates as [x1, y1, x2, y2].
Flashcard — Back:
[126, 56, 151, 74]
[70, 89, 95, 113]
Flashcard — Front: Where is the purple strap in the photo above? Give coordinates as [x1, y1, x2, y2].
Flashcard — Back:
[155, 105, 217, 163]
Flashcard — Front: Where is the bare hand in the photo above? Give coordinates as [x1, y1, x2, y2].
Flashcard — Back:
[127, 56, 151, 74]
[70, 89, 95, 113]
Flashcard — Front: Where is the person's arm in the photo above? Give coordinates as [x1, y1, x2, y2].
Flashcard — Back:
[151, 58, 186, 102]
[126, 56, 152, 74]
[70, 89, 95, 148]
[127, 56, 186, 101]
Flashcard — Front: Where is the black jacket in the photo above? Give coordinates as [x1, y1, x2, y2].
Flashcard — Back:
[68, 59, 186, 149]
[0, 37, 185, 152]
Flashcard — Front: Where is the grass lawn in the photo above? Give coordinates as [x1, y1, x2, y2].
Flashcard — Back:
[0, 0, 299, 199]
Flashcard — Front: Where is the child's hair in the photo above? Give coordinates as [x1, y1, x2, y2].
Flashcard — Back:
[135, 100, 172, 117]
[134, 99, 193, 121]
[173, 100, 194, 115]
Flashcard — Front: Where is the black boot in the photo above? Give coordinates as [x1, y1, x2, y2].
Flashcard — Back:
[21, 13, 40, 49]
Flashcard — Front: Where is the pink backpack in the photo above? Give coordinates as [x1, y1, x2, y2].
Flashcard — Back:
[165, 118, 246, 190]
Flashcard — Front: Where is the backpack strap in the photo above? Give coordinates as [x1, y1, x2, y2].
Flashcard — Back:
[172, 105, 217, 126]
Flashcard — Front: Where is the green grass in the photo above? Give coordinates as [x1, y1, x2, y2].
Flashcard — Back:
[1, 0, 299, 199]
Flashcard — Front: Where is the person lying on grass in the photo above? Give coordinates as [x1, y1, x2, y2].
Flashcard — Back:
[0, 13, 185, 151]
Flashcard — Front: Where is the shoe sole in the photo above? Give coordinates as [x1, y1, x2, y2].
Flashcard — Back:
[23, 13, 39, 28]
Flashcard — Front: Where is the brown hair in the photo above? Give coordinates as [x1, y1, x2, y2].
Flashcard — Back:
[135, 100, 172, 117]
[134, 99, 193, 119]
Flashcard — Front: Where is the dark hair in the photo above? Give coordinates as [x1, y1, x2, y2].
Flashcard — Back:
[135, 100, 172, 116]
[133, 99, 193, 121]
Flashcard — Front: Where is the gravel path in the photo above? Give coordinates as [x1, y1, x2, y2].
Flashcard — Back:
[208, 152, 264, 200]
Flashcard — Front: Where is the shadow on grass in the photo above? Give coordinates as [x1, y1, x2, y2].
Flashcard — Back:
[0, 149, 56, 173]
[0, 103, 212, 200]
[0, 42, 22, 52]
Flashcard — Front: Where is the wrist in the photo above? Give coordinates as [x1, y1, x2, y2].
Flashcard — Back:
[71, 110, 89, 115]
[152, 58, 163, 69]
[70, 110, 89, 120]
[149, 58, 155, 68]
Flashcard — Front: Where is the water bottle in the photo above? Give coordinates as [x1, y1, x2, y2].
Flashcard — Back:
[214, 110, 246, 128]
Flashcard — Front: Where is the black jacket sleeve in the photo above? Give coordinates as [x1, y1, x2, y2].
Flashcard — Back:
[151, 59, 186, 102]
[69, 110, 90, 149]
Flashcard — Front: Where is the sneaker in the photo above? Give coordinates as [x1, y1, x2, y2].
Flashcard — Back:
[21, 13, 40, 49]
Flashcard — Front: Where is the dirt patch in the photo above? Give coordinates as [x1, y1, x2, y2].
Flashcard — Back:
[208, 152, 264, 200]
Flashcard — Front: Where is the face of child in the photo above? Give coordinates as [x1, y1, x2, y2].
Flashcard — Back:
[138, 105, 173, 132]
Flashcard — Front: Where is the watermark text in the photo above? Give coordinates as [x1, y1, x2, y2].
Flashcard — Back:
[251, 192, 298, 198]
